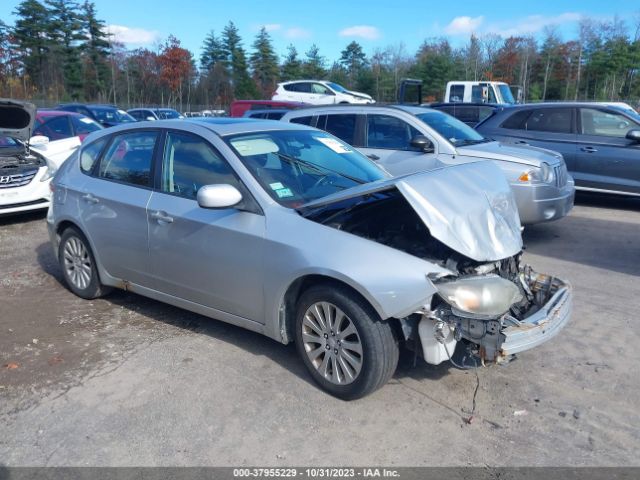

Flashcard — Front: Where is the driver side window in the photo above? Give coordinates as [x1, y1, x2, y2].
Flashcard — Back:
[161, 131, 240, 200]
[580, 108, 637, 138]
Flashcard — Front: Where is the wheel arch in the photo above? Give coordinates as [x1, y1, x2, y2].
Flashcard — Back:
[277, 273, 389, 345]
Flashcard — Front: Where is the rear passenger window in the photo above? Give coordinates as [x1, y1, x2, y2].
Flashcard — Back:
[99, 131, 157, 187]
[290, 116, 313, 126]
[367, 115, 420, 149]
[80, 137, 108, 174]
[161, 131, 240, 200]
[320, 114, 357, 144]
[524, 108, 572, 134]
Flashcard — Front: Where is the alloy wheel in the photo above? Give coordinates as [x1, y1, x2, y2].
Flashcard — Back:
[63, 236, 92, 290]
[301, 301, 363, 385]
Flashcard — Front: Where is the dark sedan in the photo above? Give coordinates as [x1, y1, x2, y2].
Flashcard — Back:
[476, 103, 640, 196]
[57, 104, 136, 128]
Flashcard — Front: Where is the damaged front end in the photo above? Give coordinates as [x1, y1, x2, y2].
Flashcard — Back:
[299, 160, 571, 366]
[423, 257, 572, 365]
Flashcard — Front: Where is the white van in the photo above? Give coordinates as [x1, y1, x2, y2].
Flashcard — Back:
[444, 81, 520, 104]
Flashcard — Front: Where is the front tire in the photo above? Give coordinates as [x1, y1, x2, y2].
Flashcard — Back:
[295, 284, 399, 400]
[59, 227, 110, 299]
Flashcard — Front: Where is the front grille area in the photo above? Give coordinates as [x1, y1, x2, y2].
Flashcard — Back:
[554, 164, 568, 187]
[0, 168, 38, 189]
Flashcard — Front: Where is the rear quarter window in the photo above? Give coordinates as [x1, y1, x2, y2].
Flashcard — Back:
[80, 137, 108, 174]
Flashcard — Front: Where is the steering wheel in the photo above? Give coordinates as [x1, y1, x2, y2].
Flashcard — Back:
[311, 174, 332, 189]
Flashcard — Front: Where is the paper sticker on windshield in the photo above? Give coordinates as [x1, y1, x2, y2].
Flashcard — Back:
[269, 182, 284, 190]
[275, 188, 293, 198]
[315, 137, 352, 153]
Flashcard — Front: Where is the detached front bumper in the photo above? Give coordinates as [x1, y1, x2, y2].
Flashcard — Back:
[501, 280, 572, 357]
[421, 270, 572, 365]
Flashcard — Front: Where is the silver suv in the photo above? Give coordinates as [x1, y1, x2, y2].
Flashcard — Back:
[281, 105, 575, 224]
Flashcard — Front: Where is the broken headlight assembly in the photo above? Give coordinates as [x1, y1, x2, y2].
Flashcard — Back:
[436, 275, 523, 318]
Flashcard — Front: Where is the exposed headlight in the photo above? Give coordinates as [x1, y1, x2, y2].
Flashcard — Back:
[436, 275, 523, 318]
[518, 162, 554, 184]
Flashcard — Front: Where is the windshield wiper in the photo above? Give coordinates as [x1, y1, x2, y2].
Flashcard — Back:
[456, 138, 491, 146]
[273, 152, 365, 185]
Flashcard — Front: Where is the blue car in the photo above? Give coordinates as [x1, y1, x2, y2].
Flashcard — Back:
[476, 103, 640, 196]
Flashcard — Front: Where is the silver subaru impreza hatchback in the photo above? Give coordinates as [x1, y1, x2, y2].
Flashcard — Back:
[47, 117, 572, 399]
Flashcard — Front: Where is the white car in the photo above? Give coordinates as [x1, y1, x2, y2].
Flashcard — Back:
[272, 80, 374, 105]
[1, 99, 81, 216]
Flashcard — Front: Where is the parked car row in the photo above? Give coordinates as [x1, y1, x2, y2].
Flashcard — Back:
[432, 101, 640, 196]
[280, 104, 575, 224]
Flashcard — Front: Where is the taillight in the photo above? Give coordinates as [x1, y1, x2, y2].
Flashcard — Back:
[49, 182, 55, 192]
[78, 134, 87, 142]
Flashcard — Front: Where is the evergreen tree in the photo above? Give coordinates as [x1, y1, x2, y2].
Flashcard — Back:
[200, 30, 226, 71]
[280, 44, 302, 81]
[81, 0, 111, 100]
[12, 0, 51, 93]
[249, 27, 279, 98]
[339, 41, 367, 88]
[302, 44, 326, 79]
[45, 0, 85, 99]
[221, 21, 257, 98]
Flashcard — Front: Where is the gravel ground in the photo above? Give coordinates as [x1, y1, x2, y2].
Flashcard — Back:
[0, 192, 639, 466]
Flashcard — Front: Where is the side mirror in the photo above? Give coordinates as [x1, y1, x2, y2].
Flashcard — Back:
[197, 184, 243, 209]
[410, 135, 434, 153]
[29, 135, 50, 146]
[626, 129, 640, 143]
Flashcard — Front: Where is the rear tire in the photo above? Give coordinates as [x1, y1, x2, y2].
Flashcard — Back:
[59, 227, 111, 299]
[294, 284, 399, 400]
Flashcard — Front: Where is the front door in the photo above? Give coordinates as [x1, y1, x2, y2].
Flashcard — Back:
[575, 107, 640, 194]
[147, 130, 266, 323]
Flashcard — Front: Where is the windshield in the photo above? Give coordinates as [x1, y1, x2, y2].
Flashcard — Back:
[157, 109, 182, 119]
[416, 110, 487, 146]
[327, 82, 348, 93]
[89, 107, 136, 124]
[226, 130, 386, 207]
[498, 85, 516, 104]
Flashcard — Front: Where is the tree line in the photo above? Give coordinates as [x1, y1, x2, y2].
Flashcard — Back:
[1, 0, 639, 110]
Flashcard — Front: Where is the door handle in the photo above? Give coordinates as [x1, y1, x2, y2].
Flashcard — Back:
[81, 193, 99, 204]
[514, 140, 529, 145]
[367, 154, 380, 161]
[581, 146, 598, 153]
[150, 210, 174, 223]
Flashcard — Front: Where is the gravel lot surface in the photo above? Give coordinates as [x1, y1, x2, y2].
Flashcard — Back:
[1, 192, 639, 466]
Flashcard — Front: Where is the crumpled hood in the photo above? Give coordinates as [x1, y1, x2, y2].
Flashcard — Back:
[458, 141, 562, 167]
[300, 161, 523, 262]
[0, 99, 36, 142]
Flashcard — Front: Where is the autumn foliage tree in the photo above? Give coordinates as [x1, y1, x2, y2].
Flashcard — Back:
[158, 35, 194, 108]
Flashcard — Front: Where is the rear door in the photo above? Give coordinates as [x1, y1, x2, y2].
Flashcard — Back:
[575, 107, 640, 194]
[146, 129, 266, 322]
[80, 129, 159, 285]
